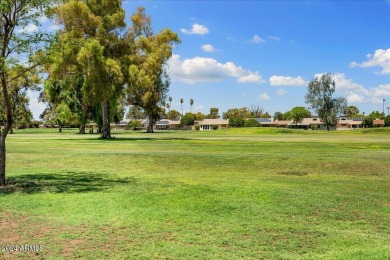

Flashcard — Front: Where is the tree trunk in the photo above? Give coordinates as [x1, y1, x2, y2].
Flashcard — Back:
[101, 101, 111, 139]
[0, 136, 6, 186]
[0, 71, 13, 186]
[59, 124, 62, 133]
[147, 117, 154, 133]
[79, 124, 86, 134]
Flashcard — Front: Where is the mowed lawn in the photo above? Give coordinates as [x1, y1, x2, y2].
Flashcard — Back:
[1, 128, 389, 259]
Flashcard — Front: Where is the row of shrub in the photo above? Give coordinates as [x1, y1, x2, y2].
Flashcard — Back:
[229, 117, 262, 128]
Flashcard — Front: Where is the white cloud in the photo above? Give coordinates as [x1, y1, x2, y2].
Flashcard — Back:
[276, 89, 287, 95]
[181, 23, 209, 35]
[330, 73, 369, 95]
[195, 105, 203, 110]
[168, 54, 264, 84]
[259, 93, 271, 100]
[238, 71, 264, 83]
[17, 23, 39, 33]
[313, 73, 390, 104]
[252, 35, 265, 44]
[350, 48, 390, 74]
[346, 92, 365, 103]
[370, 84, 390, 97]
[268, 36, 281, 41]
[201, 44, 216, 53]
[269, 75, 307, 86]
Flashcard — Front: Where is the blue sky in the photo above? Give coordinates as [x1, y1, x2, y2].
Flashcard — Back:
[28, 1, 390, 118]
[123, 0, 390, 117]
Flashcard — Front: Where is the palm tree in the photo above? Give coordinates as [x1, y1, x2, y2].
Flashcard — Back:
[180, 98, 184, 115]
[168, 96, 172, 109]
[189, 99, 194, 113]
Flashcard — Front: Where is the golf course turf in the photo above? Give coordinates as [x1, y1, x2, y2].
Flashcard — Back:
[1, 128, 389, 259]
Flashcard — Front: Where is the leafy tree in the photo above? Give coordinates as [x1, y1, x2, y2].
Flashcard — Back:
[344, 105, 359, 118]
[274, 112, 283, 121]
[195, 112, 204, 121]
[1, 0, 54, 185]
[290, 106, 310, 126]
[0, 66, 39, 132]
[305, 73, 348, 131]
[384, 115, 390, 127]
[128, 120, 142, 130]
[223, 107, 249, 119]
[229, 116, 245, 127]
[282, 111, 291, 120]
[207, 107, 219, 119]
[361, 117, 373, 128]
[127, 8, 180, 133]
[262, 111, 272, 118]
[368, 110, 384, 120]
[189, 98, 194, 113]
[249, 105, 264, 118]
[167, 109, 181, 120]
[43, 77, 88, 133]
[168, 96, 172, 110]
[56, 102, 78, 132]
[244, 118, 261, 127]
[45, 0, 127, 138]
[180, 113, 195, 126]
[126, 105, 145, 120]
[180, 98, 184, 115]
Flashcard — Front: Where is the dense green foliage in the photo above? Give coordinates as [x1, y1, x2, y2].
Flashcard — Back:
[127, 120, 142, 130]
[180, 113, 195, 126]
[244, 118, 261, 127]
[290, 106, 311, 125]
[385, 115, 390, 126]
[228, 116, 245, 127]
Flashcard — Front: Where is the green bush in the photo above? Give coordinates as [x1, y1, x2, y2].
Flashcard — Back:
[128, 120, 142, 130]
[384, 115, 390, 127]
[212, 124, 218, 130]
[229, 116, 245, 127]
[244, 118, 260, 127]
[180, 113, 195, 126]
[195, 125, 200, 131]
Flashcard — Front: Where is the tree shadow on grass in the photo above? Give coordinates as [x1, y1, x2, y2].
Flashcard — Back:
[0, 171, 136, 195]
[57, 136, 193, 142]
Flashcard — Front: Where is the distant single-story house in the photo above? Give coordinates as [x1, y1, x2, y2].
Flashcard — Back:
[337, 118, 363, 129]
[198, 119, 229, 130]
[255, 118, 277, 127]
[289, 118, 328, 130]
[274, 120, 290, 128]
[140, 119, 181, 130]
[111, 120, 130, 130]
[373, 119, 385, 127]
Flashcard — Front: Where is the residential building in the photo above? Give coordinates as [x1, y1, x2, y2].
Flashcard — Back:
[198, 119, 229, 130]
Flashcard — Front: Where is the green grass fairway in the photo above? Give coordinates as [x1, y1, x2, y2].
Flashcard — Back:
[1, 128, 390, 259]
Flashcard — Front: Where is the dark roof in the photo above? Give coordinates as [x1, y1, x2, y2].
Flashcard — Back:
[156, 120, 170, 125]
[255, 118, 272, 123]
